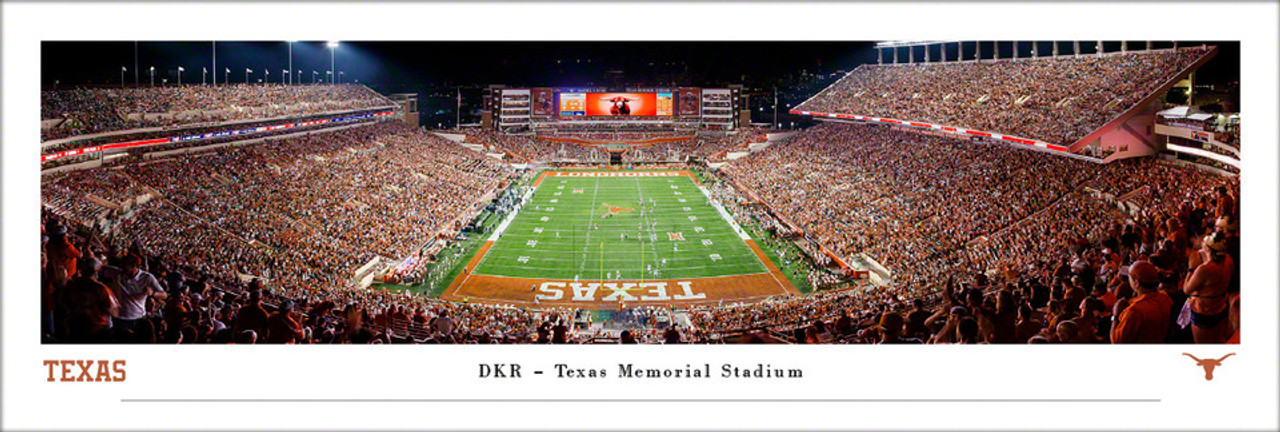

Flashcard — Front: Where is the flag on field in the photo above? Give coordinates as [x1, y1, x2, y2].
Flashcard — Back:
[668, 232, 685, 241]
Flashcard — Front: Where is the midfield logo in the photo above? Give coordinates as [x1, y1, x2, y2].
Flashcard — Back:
[601, 204, 635, 218]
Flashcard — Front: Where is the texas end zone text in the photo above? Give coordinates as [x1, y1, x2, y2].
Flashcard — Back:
[478, 363, 803, 379]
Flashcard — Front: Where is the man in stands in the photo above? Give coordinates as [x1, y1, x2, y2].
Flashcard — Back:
[102, 254, 167, 335]
[904, 299, 931, 340]
[1111, 261, 1172, 344]
[266, 300, 306, 344]
[431, 310, 455, 340]
[877, 312, 922, 344]
[663, 325, 683, 344]
[58, 257, 118, 343]
[233, 284, 269, 338]
[551, 316, 569, 344]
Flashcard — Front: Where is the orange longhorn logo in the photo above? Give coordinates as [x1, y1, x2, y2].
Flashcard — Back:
[1183, 353, 1235, 381]
[603, 204, 635, 215]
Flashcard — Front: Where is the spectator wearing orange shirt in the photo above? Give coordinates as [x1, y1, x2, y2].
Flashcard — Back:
[1111, 261, 1172, 344]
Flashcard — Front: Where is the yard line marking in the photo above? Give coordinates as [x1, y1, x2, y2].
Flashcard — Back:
[581, 175, 602, 270]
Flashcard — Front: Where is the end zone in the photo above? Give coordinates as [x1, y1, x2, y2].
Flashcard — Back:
[441, 237, 797, 310]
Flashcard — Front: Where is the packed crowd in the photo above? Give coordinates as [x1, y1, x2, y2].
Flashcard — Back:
[696, 121, 1238, 343]
[41, 210, 580, 344]
[796, 47, 1212, 145]
[535, 132, 693, 142]
[729, 122, 1095, 295]
[620, 130, 767, 163]
[464, 131, 609, 163]
[467, 128, 768, 164]
[43, 121, 514, 313]
[41, 84, 393, 141]
[42, 109, 388, 155]
[1217, 123, 1240, 148]
[42, 116, 387, 171]
[42, 118, 1239, 344]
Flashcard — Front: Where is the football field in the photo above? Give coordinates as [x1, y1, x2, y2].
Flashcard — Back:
[441, 170, 797, 309]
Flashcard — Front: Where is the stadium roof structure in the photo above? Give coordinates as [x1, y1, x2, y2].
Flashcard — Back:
[873, 40, 956, 49]
[1158, 106, 1214, 121]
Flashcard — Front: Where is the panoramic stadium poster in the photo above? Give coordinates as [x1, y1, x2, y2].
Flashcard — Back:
[10, 1, 1278, 427]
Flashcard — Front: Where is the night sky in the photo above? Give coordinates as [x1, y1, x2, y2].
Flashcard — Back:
[40, 41, 884, 90]
[42, 40, 1240, 127]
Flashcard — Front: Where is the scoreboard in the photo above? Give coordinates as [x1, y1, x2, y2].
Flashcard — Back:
[492, 85, 740, 129]
[656, 93, 674, 116]
[559, 93, 586, 116]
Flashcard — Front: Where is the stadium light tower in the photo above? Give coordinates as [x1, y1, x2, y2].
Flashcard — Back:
[225, 68, 230, 86]
[245, 68, 251, 84]
[133, 41, 140, 85]
[338, 71, 344, 84]
[177, 66, 184, 85]
[283, 69, 289, 85]
[149, 66, 155, 86]
[327, 41, 339, 84]
[120, 66, 126, 88]
[312, 70, 318, 84]
[773, 86, 779, 129]
[202, 67, 207, 85]
[287, 40, 296, 85]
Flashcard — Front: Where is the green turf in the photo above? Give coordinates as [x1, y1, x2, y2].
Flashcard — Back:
[742, 223, 815, 294]
[472, 172, 769, 281]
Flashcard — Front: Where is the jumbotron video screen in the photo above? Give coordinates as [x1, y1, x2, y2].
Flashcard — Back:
[558, 92, 675, 116]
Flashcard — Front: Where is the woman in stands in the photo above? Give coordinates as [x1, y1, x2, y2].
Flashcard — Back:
[1183, 232, 1234, 344]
